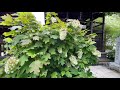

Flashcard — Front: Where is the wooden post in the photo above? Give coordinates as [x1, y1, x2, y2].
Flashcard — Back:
[102, 13, 105, 52]
[66, 12, 69, 19]
[0, 44, 1, 56]
[0, 35, 2, 56]
[90, 12, 93, 33]
[79, 12, 82, 20]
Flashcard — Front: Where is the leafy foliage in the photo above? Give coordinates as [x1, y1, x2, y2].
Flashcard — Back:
[104, 13, 120, 61]
[0, 12, 100, 78]
[95, 14, 120, 50]
[105, 12, 120, 16]
[106, 50, 115, 61]
[95, 13, 120, 60]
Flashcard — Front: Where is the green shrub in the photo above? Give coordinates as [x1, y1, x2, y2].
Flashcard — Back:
[0, 12, 101, 78]
[105, 14, 120, 61]
[105, 14, 120, 50]
[106, 50, 115, 61]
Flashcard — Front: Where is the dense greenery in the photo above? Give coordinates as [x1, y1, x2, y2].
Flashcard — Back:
[0, 12, 101, 78]
[105, 14, 120, 48]
[105, 14, 120, 61]
[106, 50, 115, 61]
[105, 12, 120, 16]
[105, 12, 119, 16]
[95, 13, 120, 61]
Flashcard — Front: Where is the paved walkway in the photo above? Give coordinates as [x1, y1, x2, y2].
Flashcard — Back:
[90, 65, 120, 78]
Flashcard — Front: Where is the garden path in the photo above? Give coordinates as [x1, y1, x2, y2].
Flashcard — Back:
[90, 65, 120, 78]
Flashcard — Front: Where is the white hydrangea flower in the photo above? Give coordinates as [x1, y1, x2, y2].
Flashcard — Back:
[72, 20, 81, 28]
[9, 26, 22, 30]
[59, 29, 67, 40]
[67, 19, 81, 28]
[5, 56, 19, 74]
[33, 36, 39, 41]
[69, 55, 78, 65]
[92, 49, 101, 57]
[77, 49, 83, 59]
[51, 17, 57, 23]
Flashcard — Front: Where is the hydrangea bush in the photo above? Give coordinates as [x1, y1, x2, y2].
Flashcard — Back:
[0, 12, 101, 78]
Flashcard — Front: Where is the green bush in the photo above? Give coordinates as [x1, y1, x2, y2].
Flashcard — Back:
[105, 14, 120, 61]
[105, 14, 120, 50]
[94, 14, 120, 49]
[0, 12, 101, 78]
[94, 14, 120, 61]
[106, 50, 115, 61]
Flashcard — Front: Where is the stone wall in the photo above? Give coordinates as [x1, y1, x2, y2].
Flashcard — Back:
[109, 37, 120, 72]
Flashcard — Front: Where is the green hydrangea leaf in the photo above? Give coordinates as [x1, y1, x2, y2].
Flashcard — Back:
[40, 70, 48, 77]
[19, 55, 28, 66]
[43, 37, 50, 44]
[3, 30, 16, 37]
[0, 14, 13, 25]
[13, 35, 26, 45]
[57, 46, 62, 53]
[61, 71, 65, 76]
[88, 45, 96, 51]
[26, 50, 36, 58]
[79, 71, 87, 78]
[83, 60, 88, 64]
[51, 35, 58, 39]
[34, 42, 43, 48]
[79, 63, 85, 68]
[29, 60, 43, 75]
[70, 68, 78, 75]
[66, 71, 72, 77]
[1, 14, 12, 21]
[58, 59, 65, 66]
[42, 30, 50, 35]
[21, 39, 32, 46]
[51, 72, 58, 78]
[4, 38, 12, 43]
[49, 48, 56, 55]
[63, 49, 68, 57]
[85, 38, 96, 45]
[41, 53, 51, 61]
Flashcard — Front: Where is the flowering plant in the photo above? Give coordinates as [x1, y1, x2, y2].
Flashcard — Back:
[0, 12, 101, 78]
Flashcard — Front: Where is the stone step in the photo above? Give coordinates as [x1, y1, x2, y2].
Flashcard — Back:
[98, 62, 110, 67]
[98, 57, 111, 62]
[101, 52, 107, 58]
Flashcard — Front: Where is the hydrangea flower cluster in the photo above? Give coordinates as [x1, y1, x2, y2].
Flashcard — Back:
[69, 55, 78, 65]
[67, 19, 81, 28]
[59, 29, 67, 40]
[77, 49, 83, 59]
[51, 17, 57, 23]
[5, 56, 19, 74]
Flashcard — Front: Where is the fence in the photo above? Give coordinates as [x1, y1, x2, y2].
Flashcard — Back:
[0, 35, 6, 59]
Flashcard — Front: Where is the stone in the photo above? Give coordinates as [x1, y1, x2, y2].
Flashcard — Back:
[109, 37, 120, 72]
